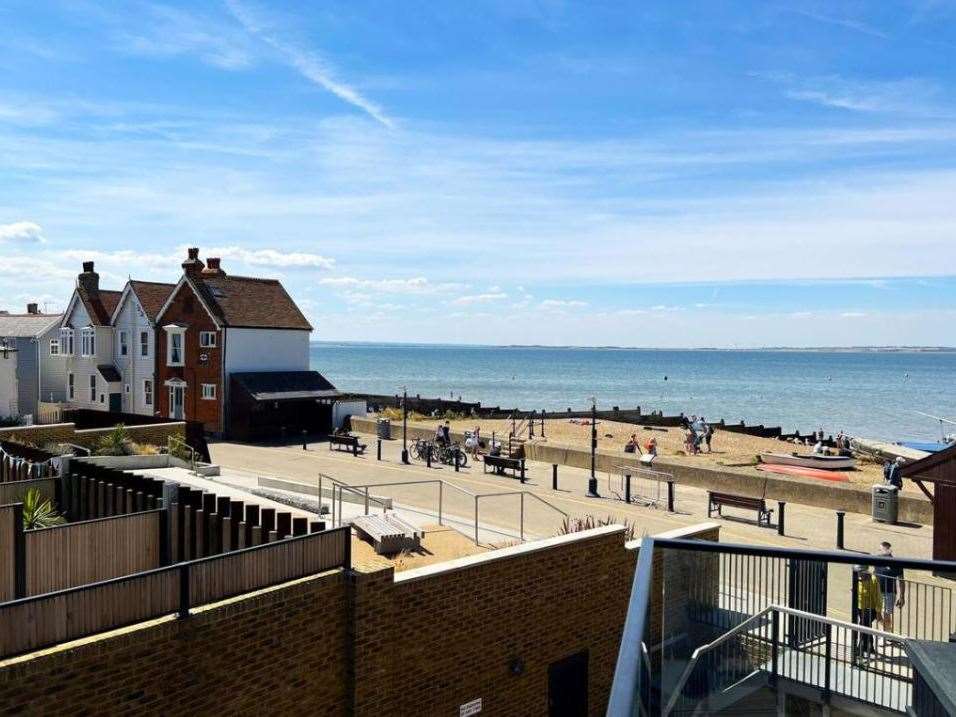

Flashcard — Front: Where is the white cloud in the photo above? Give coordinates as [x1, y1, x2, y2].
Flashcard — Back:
[539, 299, 588, 309]
[840, 311, 867, 318]
[319, 276, 464, 294]
[225, 0, 393, 127]
[451, 292, 508, 305]
[0, 221, 45, 243]
[207, 246, 335, 270]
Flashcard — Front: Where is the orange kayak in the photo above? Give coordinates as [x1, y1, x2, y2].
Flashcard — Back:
[757, 464, 850, 482]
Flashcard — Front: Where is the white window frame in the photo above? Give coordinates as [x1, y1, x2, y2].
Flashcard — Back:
[199, 331, 217, 348]
[81, 327, 95, 357]
[165, 326, 186, 367]
[68, 373, 74, 400]
[201, 383, 216, 400]
[140, 330, 149, 358]
[143, 379, 153, 406]
[119, 330, 128, 357]
[49, 338, 60, 356]
[60, 328, 74, 356]
[89, 374, 96, 402]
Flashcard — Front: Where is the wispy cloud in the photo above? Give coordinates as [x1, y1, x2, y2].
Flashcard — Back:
[0, 221, 46, 243]
[224, 0, 393, 127]
[206, 246, 335, 270]
[451, 292, 508, 305]
[540, 299, 588, 309]
[319, 276, 465, 294]
[789, 9, 888, 39]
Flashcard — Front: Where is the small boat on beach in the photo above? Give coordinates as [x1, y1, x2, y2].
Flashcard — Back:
[759, 452, 856, 470]
[757, 464, 850, 482]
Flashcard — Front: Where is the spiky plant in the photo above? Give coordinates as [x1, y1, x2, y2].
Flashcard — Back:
[95, 424, 130, 456]
[22, 488, 66, 530]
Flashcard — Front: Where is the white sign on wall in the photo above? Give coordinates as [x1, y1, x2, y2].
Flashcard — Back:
[459, 697, 482, 716]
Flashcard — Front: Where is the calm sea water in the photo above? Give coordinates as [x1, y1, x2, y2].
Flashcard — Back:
[310, 343, 956, 442]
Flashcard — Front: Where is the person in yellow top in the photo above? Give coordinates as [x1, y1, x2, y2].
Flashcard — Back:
[854, 565, 883, 659]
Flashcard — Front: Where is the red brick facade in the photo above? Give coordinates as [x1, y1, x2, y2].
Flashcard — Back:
[155, 281, 223, 433]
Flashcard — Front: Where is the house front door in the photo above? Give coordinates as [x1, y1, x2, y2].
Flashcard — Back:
[108, 393, 121, 413]
[168, 385, 185, 420]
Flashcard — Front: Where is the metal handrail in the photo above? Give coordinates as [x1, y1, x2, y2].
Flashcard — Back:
[474, 490, 568, 544]
[168, 435, 197, 473]
[662, 604, 908, 717]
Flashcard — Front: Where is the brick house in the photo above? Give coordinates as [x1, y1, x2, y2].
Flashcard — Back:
[154, 249, 317, 435]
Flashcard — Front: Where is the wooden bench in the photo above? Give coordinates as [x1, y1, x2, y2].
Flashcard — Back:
[483, 454, 525, 481]
[708, 491, 774, 528]
[351, 514, 421, 555]
[329, 434, 367, 455]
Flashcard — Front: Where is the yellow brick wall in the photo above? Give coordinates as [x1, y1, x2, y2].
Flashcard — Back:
[0, 422, 185, 451]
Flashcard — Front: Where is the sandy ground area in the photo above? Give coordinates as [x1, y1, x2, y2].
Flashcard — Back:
[350, 523, 487, 572]
[404, 415, 899, 491]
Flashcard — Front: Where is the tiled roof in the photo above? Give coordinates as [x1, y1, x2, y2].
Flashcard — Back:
[77, 288, 122, 326]
[128, 281, 176, 322]
[192, 275, 312, 331]
[0, 313, 63, 337]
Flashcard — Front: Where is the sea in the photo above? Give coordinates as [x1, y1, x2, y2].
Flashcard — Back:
[310, 343, 956, 442]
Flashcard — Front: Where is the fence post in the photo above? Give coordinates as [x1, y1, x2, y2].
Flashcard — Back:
[364, 487, 370, 516]
[667, 481, 675, 512]
[625, 474, 632, 504]
[474, 497, 479, 545]
[520, 459, 526, 483]
[770, 609, 779, 687]
[823, 622, 832, 701]
[12, 504, 25, 599]
[377, 439, 382, 461]
[552, 464, 558, 490]
[836, 511, 845, 549]
[178, 564, 190, 618]
[851, 570, 859, 663]
[438, 482, 444, 526]
[777, 501, 786, 536]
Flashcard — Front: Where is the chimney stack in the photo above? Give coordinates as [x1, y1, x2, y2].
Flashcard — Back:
[77, 261, 99, 294]
[26, 303, 38, 315]
[201, 257, 225, 276]
[182, 247, 205, 276]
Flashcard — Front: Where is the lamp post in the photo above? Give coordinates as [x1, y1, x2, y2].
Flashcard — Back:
[587, 397, 600, 497]
[401, 386, 409, 464]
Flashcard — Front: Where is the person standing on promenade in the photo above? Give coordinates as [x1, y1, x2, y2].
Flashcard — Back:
[435, 422, 446, 446]
[704, 422, 714, 453]
[874, 542, 905, 641]
[442, 420, 451, 445]
[853, 565, 883, 661]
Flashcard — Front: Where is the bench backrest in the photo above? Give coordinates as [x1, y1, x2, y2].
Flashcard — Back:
[711, 492, 765, 508]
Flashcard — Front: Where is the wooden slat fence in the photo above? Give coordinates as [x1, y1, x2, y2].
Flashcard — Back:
[24, 510, 164, 596]
[0, 505, 17, 603]
[0, 526, 350, 659]
[0, 478, 56, 505]
[0, 568, 179, 659]
[189, 526, 350, 605]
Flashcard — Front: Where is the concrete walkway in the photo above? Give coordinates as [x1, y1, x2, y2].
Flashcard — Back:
[208, 434, 935, 561]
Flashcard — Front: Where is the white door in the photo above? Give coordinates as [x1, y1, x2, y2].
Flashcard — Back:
[168, 385, 185, 420]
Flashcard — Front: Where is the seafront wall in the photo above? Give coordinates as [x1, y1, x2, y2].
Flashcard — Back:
[349, 416, 933, 524]
[0, 522, 719, 715]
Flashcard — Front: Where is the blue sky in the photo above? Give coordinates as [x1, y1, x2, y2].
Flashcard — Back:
[2, 1, 956, 347]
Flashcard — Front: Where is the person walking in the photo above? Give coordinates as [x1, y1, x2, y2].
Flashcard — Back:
[873, 542, 905, 645]
[441, 421, 451, 446]
[703, 421, 714, 453]
[883, 457, 904, 489]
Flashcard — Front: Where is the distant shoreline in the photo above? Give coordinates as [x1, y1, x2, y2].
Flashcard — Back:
[312, 340, 956, 353]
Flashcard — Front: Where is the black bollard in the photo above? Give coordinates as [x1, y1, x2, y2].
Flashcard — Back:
[777, 501, 786, 536]
[552, 464, 558, 490]
[377, 439, 382, 461]
[625, 474, 631, 504]
[667, 481, 675, 512]
[454, 449, 460, 472]
[302, 430, 308, 451]
[426, 445, 432, 469]
[836, 511, 845, 549]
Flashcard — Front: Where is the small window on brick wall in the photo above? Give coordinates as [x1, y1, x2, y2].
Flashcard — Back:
[201, 383, 216, 400]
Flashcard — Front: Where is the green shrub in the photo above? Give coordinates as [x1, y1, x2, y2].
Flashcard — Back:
[22, 488, 66, 529]
[95, 424, 130, 456]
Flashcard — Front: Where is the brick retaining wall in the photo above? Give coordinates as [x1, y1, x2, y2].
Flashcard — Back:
[0, 422, 185, 452]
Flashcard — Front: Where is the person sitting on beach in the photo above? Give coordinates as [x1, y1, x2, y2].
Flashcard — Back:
[644, 437, 658, 456]
[624, 434, 639, 453]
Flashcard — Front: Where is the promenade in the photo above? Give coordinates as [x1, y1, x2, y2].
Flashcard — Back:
[209, 432, 934, 560]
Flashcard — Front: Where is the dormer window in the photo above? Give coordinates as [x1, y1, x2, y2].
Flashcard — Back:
[164, 325, 186, 367]
[80, 327, 95, 357]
